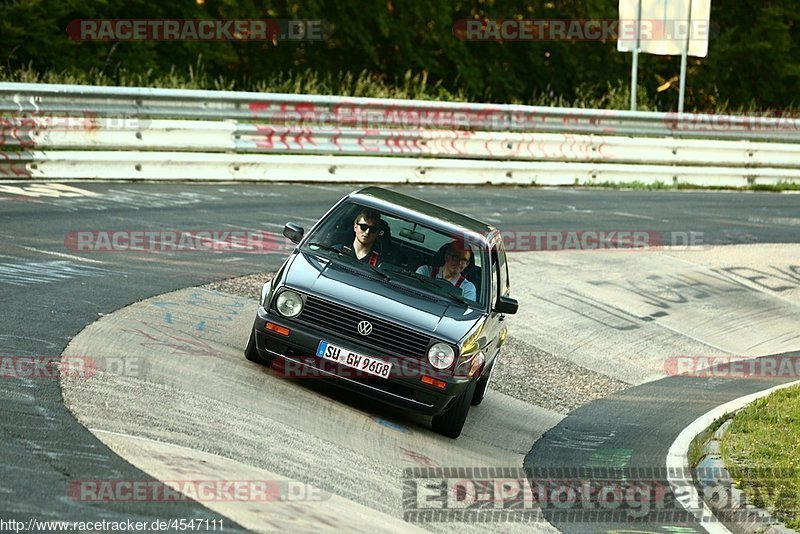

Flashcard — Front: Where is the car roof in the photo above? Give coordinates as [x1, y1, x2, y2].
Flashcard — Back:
[349, 187, 496, 240]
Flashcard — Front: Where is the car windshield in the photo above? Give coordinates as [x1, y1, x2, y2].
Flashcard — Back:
[301, 200, 486, 308]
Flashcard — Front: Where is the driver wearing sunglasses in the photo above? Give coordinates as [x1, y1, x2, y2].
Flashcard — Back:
[334, 209, 385, 265]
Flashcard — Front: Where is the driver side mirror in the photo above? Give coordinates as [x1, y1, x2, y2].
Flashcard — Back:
[494, 295, 518, 315]
[283, 223, 305, 244]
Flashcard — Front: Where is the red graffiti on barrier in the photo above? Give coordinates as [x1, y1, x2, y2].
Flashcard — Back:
[0, 153, 32, 177]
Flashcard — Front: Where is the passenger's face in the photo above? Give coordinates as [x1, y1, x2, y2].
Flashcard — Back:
[444, 248, 470, 276]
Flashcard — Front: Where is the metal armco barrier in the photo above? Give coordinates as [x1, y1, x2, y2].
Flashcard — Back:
[2, 82, 800, 186]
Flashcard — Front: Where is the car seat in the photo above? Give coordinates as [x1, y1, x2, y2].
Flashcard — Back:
[375, 219, 394, 262]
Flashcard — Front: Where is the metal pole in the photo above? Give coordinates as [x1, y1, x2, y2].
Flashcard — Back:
[630, 0, 643, 111]
[678, 0, 693, 113]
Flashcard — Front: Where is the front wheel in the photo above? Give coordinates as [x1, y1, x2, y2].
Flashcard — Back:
[244, 325, 271, 366]
[431, 379, 477, 439]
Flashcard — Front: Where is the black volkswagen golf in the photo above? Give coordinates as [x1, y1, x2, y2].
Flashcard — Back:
[244, 187, 518, 438]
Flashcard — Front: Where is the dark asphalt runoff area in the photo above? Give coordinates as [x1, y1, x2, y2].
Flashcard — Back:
[525, 352, 800, 533]
[1, 182, 798, 530]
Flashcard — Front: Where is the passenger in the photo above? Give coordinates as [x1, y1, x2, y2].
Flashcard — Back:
[416, 239, 477, 301]
[335, 209, 384, 266]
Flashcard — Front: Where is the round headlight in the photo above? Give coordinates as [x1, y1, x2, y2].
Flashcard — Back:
[276, 290, 303, 318]
[427, 343, 455, 370]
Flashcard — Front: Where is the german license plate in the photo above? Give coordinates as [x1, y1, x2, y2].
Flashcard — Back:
[316, 340, 392, 379]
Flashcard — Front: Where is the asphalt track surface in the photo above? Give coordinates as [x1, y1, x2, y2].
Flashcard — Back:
[1, 182, 799, 533]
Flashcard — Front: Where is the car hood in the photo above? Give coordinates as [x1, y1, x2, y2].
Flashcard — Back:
[282, 251, 482, 343]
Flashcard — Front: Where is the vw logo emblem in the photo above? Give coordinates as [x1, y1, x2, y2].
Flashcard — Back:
[357, 320, 373, 336]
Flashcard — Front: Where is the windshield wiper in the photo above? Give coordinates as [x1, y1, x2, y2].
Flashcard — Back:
[366, 264, 391, 282]
[443, 290, 469, 306]
[306, 242, 346, 256]
[306, 242, 390, 283]
[396, 270, 469, 306]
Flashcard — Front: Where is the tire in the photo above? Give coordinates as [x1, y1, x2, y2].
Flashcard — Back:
[244, 325, 271, 366]
[431, 379, 477, 439]
[471, 358, 495, 406]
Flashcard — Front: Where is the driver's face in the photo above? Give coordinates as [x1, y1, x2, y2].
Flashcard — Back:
[354, 217, 381, 246]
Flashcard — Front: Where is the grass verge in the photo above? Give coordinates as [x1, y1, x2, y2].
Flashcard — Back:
[0, 62, 658, 109]
[688, 413, 733, 468]
[721, 384, 800, 530]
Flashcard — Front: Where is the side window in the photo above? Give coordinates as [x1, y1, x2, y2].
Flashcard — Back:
[317, 203, 360, 245]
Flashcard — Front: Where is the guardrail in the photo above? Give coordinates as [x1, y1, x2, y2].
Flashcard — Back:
[2, 82, 800, 186]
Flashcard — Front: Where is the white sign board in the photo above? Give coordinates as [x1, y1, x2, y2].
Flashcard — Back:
[617, 0, 711, 57]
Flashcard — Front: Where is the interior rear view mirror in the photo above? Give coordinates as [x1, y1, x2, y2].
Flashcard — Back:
[400, 228, 425, 242]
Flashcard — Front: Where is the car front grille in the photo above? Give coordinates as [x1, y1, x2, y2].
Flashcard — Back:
[298, 295, 432, 359]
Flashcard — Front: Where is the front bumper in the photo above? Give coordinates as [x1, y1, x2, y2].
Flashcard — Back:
[252, 307, 471, 417]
